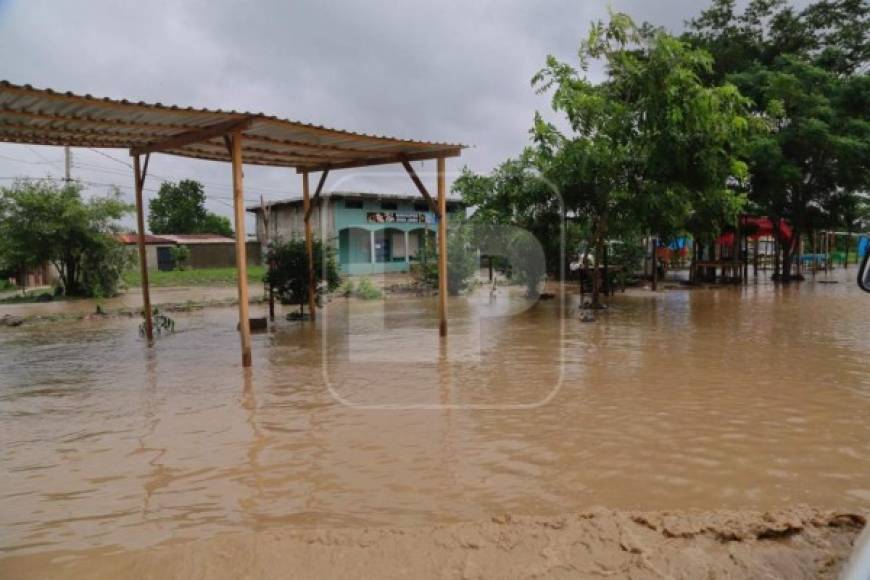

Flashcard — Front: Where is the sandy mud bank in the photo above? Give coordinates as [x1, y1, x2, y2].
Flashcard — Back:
[3, 506, 864, 580]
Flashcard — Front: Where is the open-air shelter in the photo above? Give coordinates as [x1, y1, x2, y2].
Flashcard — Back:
[0, 81, 464, 366]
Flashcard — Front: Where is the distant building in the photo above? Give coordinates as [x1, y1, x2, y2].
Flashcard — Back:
[4, 263, 59, 290]
[117, 233, 259, 271]
[247, 192, 463, 275]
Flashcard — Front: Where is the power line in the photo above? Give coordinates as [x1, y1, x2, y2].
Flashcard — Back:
[0, 153, 57, 165]
[4, 148, 295, 197]
[27, 146, 61, 167]
[0, 176, 264, 203]
[88, 148, 132, 169]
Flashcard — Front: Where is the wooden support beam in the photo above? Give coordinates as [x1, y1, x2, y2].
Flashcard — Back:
[302, 172, 317, 322]
[401, 159, 439, 216]
[297, 148, 462, 174]
[133, 153, 153, 342]
[230, 130, 253, 367]
[437, 157, 448, 337]
[130, 117, 253, 156]
[304, 169, 330, 221]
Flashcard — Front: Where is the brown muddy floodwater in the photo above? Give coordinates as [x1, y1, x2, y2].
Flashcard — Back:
[1, 270, 868, 560]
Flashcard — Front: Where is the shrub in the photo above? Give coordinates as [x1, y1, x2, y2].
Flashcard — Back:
[170, 246, 191, 271]
[337, 279, 355, 297]
[265, 238, 341, 314]
[414, 221, 478, 296]
[354, 277, 382, 300]
[80, 236, 135, 298]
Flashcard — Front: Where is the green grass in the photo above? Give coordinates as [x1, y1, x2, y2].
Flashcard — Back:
[123, 265, 266, 288]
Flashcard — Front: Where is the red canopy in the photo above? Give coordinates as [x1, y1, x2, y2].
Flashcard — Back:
[717, 216, 793, 247]
[740, 216, 793, 240]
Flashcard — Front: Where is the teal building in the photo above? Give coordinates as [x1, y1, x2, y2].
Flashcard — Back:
[249, 192, 463, 275]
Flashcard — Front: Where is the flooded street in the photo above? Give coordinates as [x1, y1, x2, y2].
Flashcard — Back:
[1, 270, 868, 562]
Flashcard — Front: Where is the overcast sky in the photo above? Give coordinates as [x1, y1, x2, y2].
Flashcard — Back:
[0, 0, 751, 232]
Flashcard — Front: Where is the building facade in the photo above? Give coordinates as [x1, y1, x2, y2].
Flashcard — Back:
[117, 233, 260, 271]
[249, 192, 463, 275]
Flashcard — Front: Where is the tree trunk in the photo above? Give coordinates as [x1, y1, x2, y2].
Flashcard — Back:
[773, 221, 781, 280]
[65, 259, 79, 296]
[591, 236, 602, 307]
[689, 238, 696, 284]
[781, 226, 799, 282]
[650, 237, 658, 291]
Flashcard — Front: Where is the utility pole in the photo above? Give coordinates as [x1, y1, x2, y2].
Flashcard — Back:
[63, 146, 72, 182]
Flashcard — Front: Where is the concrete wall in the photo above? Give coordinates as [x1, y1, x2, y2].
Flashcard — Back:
[255, 200, 335, 245]
[188, 242, 261, 269]
[131, 242, 261, 271]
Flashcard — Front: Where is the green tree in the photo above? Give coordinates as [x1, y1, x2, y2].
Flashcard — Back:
[148, 180, 233, 237]
[201, 212, 234, 237]
[0, 179, 132, 297]
[415, 220, 480, 296]
[687, 0, 870, 280]
[533, 12, 752, 296]
[265, 238, 340, 315]
[453, 150, 569, 280]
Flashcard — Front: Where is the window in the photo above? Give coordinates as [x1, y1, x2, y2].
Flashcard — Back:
[344, 199, 363, 209]
[381, 201, 398, 210]
[414, 202, 429, 212]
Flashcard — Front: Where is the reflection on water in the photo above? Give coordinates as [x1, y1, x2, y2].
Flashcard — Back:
[1, 270, 868, 556]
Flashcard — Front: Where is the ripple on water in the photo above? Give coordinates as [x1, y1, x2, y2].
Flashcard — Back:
[0, 272, 868, 555]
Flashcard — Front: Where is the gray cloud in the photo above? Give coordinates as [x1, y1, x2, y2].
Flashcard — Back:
[0, 0, 771, 230]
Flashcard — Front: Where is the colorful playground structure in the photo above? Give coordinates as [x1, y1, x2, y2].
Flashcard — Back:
[653, 215, 868, 284]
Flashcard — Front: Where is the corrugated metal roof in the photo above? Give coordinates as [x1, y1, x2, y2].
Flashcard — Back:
[117, 233, 174, 245]
[0, 81, 465, 172]
[158, 234, 236, 245]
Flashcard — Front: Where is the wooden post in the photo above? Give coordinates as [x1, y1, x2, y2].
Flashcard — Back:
[753, 238, 759, 279]
[133, 154, 153, 342]
[437, 157, 448, 337]
[798, 234, 804, 277]
[827, 231, 832, 272]
[731, 216, 740, 284]
[230, 130, 252, 367]
[844, 233, 850, 269]
[302, 171, 316, 322]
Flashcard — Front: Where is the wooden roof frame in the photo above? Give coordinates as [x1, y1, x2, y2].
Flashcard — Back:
[0, 81, 461, 367]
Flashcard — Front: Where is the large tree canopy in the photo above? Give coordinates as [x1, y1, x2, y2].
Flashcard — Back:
[453, 149, 570, 279]
[686, 0, 870, 279]
[532, 12, 753, 295]
[148, 179, 233, 237]
[0, 180, 132, 297]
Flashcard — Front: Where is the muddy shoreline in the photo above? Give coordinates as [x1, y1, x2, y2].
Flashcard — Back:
[1, 506, 864, 580]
